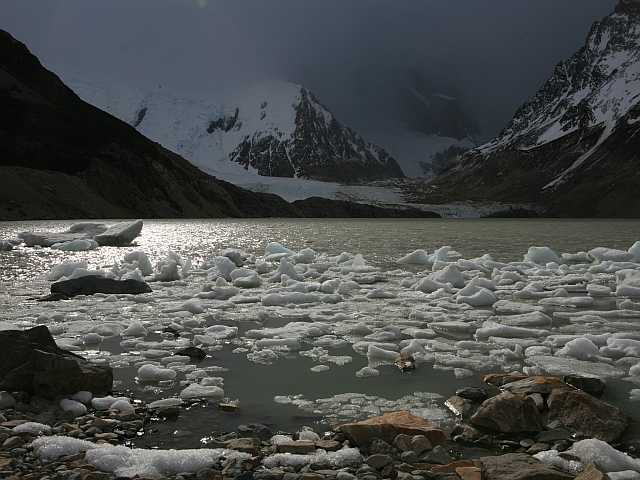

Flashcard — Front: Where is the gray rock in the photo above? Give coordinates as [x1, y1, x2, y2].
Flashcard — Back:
[536, 428, 570, 443]
[0, 326, 113, 398]
[547, 387, 628, 442]
[563, 375, 605, 397]
[400, 451, 419, 463]
[0, 392, 16, 409]
[470, 392, 543, 433]
[394, 433, 413, 452]
[366, 454, 393, 470]
[421, 445, 452, 465]
[410, 435, 432, 455]
[526, 443, 550, 455]
[47, 275, 151, 300]
[480, 453, 572, 480]
[336, 473, 356, 480]
[455, 387, 489, 402]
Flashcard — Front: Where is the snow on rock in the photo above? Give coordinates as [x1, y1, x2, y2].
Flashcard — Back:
[262, 447, 363, 469]
[536, 439, 640, 474]
[32, 436, 99, 461]
[557, 337, 600, 361]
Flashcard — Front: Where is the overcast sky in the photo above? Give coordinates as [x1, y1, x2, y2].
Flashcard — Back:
[1, 0, 617, 137]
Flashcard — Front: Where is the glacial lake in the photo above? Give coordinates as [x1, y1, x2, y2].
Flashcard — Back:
[1, 218, 640, 448]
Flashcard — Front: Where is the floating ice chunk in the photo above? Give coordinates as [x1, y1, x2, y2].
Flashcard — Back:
[630, 390, 640, 402]
[270, 258, 303, 282]
[340, 254, 377, 273]
[476, 320, 547, 340]
[602, 338, 640, 358]
[430, 265, 465, 288]
[262, 292, 320, 306]
[468, 277, 496, 290]
[47, 261, 88, 281]
[208, 256, 236, 280]
[562, 251, 594, 263]
[456, 286, 496, 307]
[122, 322, 148, 337]
[367, 344, 399, 367]
[616, 270, 640, 297]
[494, 300, 543, 314]
[13, 422, 51, 435]
[587, 283, 613, 297]
[83, 333, 103, 345]
[630, 241, 640, 262]
[293, 248, 317, 264]
[400, 339, 425, 357]
[121, 268, 144, 282]
[630, 363, 640, 376]
[179, 383, 224, 400]
[265, 242, 294, 256]
[525, 355, 625, 379]
[557, 338, 599, 361]
[59, 399, 87, 417]
[494, 311, 552, 327]
[525, 246, 562, 265]
[539, 296, 595, 307]
[589, 247, 634, 263]
[233, 272, 261, 288]
[414, 277, 451, 294]
[366, 289, 397, 299]
[356, 366, 380, 378]
[95, 220, 143, 246]
[398, 250, 432, 265]
[180, 299, 204, 314]
[220, 248, 246, 266]
[310, 365, 330, 373]
[137, 364, 177, 382]
[123, 251, 153, 276]
[154, 257, 181, 282]
[52, 239, 99, 251]
[31, 436, 99, 461]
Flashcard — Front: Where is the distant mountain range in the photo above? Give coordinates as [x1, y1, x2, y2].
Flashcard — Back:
[0, 29, 437, 220]
[66, 79, 405, 183]
[428, 0, 640, 217]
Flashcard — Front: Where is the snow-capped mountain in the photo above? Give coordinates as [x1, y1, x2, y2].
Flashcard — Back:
[430, 0, 640, 217]
[67, 79, 404, 184]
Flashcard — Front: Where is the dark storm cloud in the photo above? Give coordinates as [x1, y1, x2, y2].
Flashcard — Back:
[1, 0, 617, 136]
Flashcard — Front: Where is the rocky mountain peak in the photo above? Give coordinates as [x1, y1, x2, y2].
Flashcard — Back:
[616, 0, 640, 14]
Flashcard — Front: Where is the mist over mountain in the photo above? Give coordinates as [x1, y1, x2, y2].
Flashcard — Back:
[1, 0, 615, 144]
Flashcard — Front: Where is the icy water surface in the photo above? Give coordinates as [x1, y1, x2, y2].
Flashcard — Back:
[1, 218, 640, 448]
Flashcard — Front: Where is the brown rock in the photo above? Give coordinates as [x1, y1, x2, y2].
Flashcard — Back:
[2, 436, 24, 449]
[574, 464, 609, 480]
[432, 460, 482, 473]
[501, 376, 565, 396]
[483, 373, 528, 387]
[338, 411, 446, 448]
[471, 392, 543, 433]
[481, 453, 573, 480]
[276, 440, 317, 454]
[315, 439, 341, 451]
[457, 466, 483, 480]
[445, 395, 478, 418]
[225, 437, 261, 454]
[547, 388, 628, 442]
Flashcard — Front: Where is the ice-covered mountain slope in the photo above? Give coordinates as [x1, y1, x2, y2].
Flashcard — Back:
[67, 79, 404, 183]
[428, 0, 640, 217]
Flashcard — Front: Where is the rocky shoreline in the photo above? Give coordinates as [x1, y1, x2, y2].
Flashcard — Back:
[2, 343, 639, 480]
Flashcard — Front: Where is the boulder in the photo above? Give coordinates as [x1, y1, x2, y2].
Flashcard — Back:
[481, 453, 572, 480]
[94, 220, 143, 246]
[48, 276, 152, 299]
[276, 440, 316, 454]
[574, 464, 609, 480]
[0, 326, 113, 398]
[501, 376, 565, 396]
[471, 392, 543, 433]
[546, 388, 628, 442]
[563, 376, 605, 397]
[338, 411, 446, 448]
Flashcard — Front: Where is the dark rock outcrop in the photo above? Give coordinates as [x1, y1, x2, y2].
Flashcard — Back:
[480, 453, 573, 480]
[546, 388, 628, 442]
[0, 326, 113, 397]
[0, 29, 301, 220]
[470, 392, 544, 433]
[47, 276, 152, 299]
